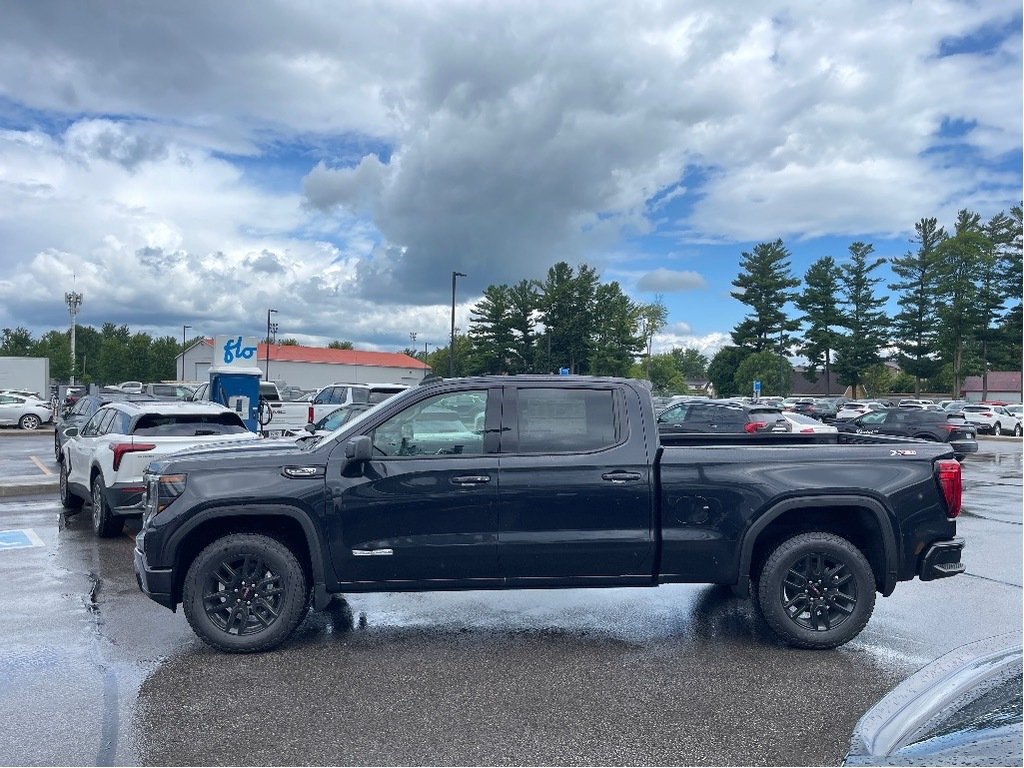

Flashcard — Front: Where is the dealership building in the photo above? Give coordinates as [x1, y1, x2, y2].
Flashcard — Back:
[177, 340, 430, 391]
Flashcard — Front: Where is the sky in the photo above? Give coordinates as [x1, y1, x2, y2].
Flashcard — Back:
[0, 0, 1020, 360]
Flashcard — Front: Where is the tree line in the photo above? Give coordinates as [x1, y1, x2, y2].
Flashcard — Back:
[4, 204, 1019, 397]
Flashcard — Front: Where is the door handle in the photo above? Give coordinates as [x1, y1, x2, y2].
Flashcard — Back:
[451, 475, 490, 485]
[601, 471, 643, 484]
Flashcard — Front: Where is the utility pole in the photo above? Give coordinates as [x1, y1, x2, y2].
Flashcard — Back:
[266, 309, 277, 380]
[181, 324, 192, 381]
[450, 271, 466, 377]
[64, 288, 83, 385]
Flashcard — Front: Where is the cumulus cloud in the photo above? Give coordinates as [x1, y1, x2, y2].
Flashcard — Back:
[0, 0, 1019, 347]
[637, 268, 707, 292]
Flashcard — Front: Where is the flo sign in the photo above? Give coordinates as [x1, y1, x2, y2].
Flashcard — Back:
[213, 335, 260, 370]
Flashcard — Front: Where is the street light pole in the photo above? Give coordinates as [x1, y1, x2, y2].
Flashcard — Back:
[450, 271, 466, 377]
[266, 309, 277, 380]
[181, 324, 192, 381]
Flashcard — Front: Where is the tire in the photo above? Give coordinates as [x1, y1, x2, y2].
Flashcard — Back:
[756, 531, 876, 650]
[1015, 424, 1022, 438]
[183, 533, 308, 653]
[54, 433, 62, 463]
[59, 462, 84, 513]
[19, 414, 40, 430]
[993, 422, 1002, 436]
[91, 475, 123, 538]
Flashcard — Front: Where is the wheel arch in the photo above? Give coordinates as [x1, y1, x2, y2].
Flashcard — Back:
[167, 505, 328, 609]
[738, 495, 899, 596]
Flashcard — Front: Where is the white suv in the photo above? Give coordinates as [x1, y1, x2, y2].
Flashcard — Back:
[960, 404, 1023, 437]
[59, 401, 260, 536]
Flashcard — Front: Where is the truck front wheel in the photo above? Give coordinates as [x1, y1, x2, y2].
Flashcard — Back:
[183, 533, 308, 653]
[756, 531, 875, 649]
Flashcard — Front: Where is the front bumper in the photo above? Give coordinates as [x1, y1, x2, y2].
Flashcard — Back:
[918, 537, 966, 581]
[133, 545, 176, 610]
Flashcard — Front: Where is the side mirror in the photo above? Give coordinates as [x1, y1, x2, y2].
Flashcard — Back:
[344, 435, 373, 461]
[63, 426, 79, 438]
[303, 422, 316, 434]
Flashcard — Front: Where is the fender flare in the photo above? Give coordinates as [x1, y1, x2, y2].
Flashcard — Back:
[166, 503, 331, 609]
[737, 494, 899, 595]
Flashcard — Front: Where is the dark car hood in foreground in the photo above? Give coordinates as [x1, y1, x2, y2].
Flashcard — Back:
[844, 631, 1023, 766]
[147, 436, 310, 474]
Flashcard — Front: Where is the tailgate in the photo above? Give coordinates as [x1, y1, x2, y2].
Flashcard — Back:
[114, 433, 260, 482]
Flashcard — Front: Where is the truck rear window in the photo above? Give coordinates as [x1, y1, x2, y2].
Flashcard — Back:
[516, 388, 617, 453]
[132, 413, 249, 436]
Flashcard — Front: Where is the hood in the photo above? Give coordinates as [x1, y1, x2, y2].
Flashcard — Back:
[147, 436, 309, 474]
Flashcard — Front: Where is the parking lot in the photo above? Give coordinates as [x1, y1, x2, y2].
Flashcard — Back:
[0, 435, 1020, 766]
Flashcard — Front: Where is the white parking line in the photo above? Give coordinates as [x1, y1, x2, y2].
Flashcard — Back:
[29, 455, 52, 476]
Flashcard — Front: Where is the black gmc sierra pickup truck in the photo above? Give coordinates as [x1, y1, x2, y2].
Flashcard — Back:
[134, 376, 965, 653]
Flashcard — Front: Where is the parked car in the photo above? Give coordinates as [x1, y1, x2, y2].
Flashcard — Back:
[134, 375, 966, 653]
[960, 404, 1022, 437]
[1005, 403, 1023, 421]
[835, 409, 978, 460]
[143, 382, 196, 400]
[791, 398, 844, 422]
[0, 393, 53, 430]
[289, 403, 374, 440]
[116, 381, 144, 394]
[781, 411, 839, 434]
[657, 399, 790, 434]
[836, 401, 887, 420]
[845, 631, 1022, 766]
[308, 382, 409, 424]
[59, 401, 261, 537]
[54, 392, 154, 461]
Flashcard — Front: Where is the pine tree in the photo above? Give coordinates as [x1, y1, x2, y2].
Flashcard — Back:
[795, 256, 843, 395]
[468, 284, 515, 374]
[537, 262, 599, 374]
[730, 239, 801, 352]
[889, 218, 946, 395]
[590, 282, 643, 376]
[834, 242, 889, 396]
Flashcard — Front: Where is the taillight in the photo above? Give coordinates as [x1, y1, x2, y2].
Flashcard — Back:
[937, 459, 962, 518]
[800, 427, 815, 433]
[308, 405, 314, 424]
[109, 442, 157, 471]
[980, 412, 993, 417]
[745, 421, 767, 433]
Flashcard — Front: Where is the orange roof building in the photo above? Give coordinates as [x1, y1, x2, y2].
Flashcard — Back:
[178, 339, 430, 392]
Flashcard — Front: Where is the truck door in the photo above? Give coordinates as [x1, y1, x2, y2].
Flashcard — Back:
[497, 384, 654, 584]
[325, 387, 501, 586]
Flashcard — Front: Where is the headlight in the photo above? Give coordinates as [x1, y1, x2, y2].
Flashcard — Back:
[143, 472, 187, 525]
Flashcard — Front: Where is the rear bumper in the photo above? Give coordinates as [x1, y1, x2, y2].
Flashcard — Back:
[950, 438, 979, 456]
[108, 482, 147, 516]
[918, 537, 966, 581]
[133, 546, 176, 609]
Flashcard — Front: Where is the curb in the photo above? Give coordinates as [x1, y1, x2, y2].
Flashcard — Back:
[0, 480, 59, 498]
[0, 428, 56, 437]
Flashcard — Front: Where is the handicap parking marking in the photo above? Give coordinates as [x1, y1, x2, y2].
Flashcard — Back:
[0, 529, 45, 550]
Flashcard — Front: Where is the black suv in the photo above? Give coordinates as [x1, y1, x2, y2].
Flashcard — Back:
[657, 399, 790, 434]
[835, 408, 978, 460]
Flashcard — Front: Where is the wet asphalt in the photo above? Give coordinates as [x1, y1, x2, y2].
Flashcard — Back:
[0, 437, 1020, 766]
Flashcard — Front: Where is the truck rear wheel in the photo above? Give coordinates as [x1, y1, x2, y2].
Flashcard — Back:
[183, 533, 308, 653]
[756, 531, 875, 649]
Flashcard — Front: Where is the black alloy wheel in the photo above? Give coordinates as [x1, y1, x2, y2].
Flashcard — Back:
[59, 461, 83, 513]
[183, 533, 308, 653]
[757, 531, 875, 649]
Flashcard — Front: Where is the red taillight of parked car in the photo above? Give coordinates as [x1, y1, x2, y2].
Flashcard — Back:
[109, 442, 157, 471]
[308, 405, 314, 424]
[744, 421, 767, 433]
[936, 459, 962, 518]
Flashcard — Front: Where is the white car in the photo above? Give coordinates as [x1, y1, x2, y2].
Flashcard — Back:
[59, 400, 261, 536]
[1005, 404, 1023, 421]
[836, 402, 886, 420]
[960, 404, 1022, 437]
[782, 411, 839, 434]
[0, 393, 53, 429]
[117, 381, 144, 393]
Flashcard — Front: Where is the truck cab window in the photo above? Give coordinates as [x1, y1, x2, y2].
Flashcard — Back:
[371, 391, 487, 457]
[516, 388, 617, 453]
